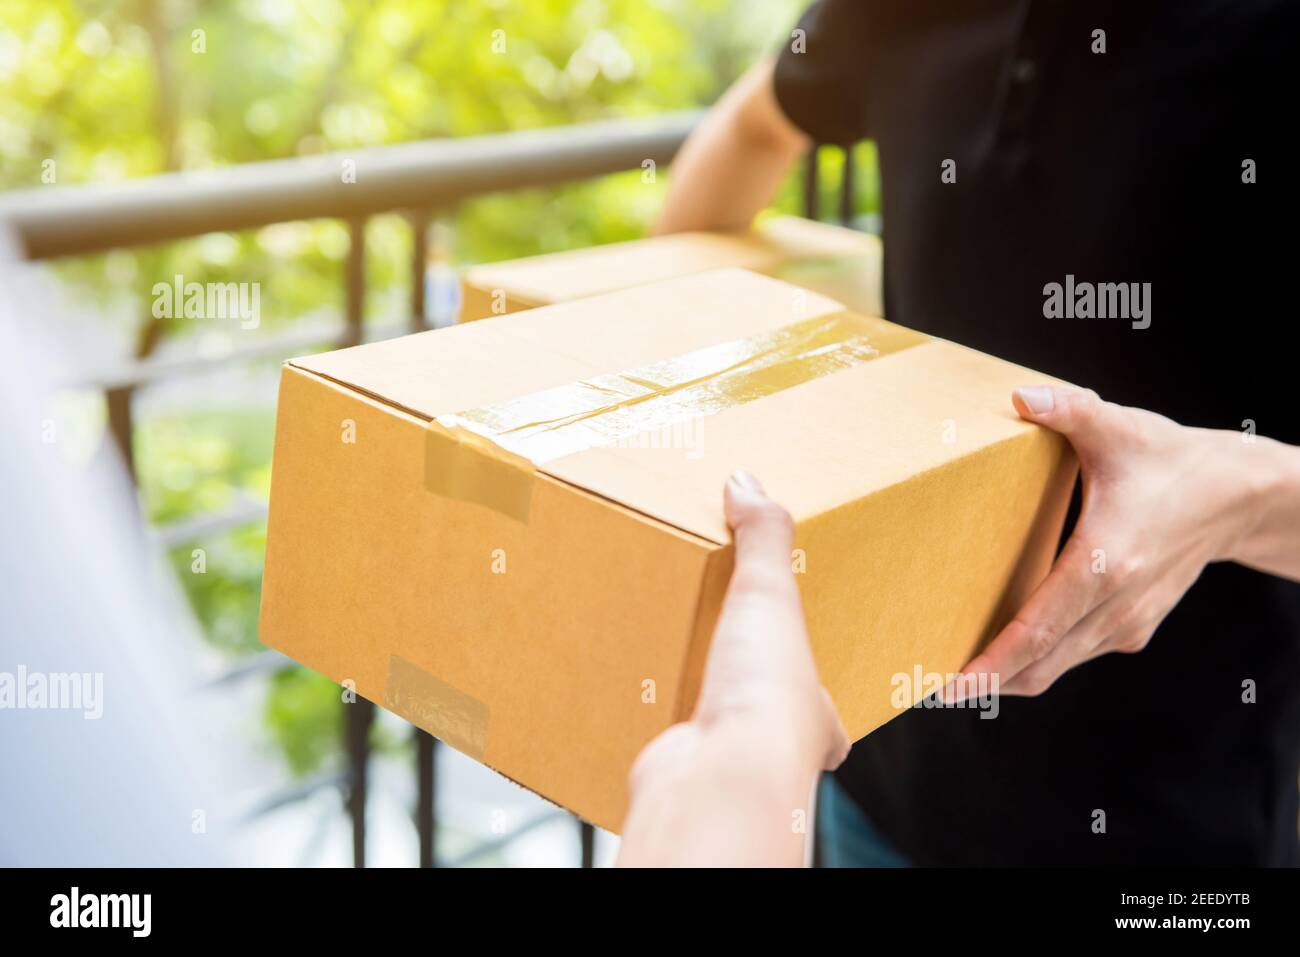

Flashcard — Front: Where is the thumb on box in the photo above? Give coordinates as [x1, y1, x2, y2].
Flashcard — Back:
[724, 470, 796, 571]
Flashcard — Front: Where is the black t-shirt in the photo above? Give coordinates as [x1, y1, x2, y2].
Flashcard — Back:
[775, 0, 1300, 865]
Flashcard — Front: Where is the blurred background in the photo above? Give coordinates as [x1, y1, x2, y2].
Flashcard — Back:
[0, 0, 881, 866]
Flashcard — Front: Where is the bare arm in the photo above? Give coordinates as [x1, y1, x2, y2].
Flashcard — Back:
[1223, 435, 1300, 582]
[652, 59, 809, 236]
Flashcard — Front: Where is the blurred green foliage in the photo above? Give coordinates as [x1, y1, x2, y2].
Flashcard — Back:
[139, 407, 272, 655]
[1, 0, 879, 781]
[263, 667, 351, 776]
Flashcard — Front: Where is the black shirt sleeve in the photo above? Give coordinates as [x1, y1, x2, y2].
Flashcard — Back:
[772, 0, 874, 145]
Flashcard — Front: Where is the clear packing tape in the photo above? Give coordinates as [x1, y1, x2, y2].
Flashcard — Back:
[424, 311, 928, 522]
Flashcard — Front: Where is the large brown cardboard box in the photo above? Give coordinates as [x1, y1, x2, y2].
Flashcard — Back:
[259, 268, 1075, 832]
[458, 215, 885, 321]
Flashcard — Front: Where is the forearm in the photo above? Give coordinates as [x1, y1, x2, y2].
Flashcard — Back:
[1223, 435, 1300, 581]
[653, 58, 808, 236]
[617, 721, 819, 867]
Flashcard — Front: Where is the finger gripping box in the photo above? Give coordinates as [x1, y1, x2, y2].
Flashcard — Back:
[259, 267, 1075, 832]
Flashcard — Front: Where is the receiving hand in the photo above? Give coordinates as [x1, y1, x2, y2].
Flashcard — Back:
[618, 471, 847, 866]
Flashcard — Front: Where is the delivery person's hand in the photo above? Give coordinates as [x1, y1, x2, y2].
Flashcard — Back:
[617, 471, 848, 867]
[952, 385, 1300, 699]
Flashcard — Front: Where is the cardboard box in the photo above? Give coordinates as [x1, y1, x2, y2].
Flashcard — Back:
[260, 268, 1074, 832]
[458, 215, 885, 321]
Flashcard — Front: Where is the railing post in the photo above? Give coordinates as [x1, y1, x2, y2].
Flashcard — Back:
[579, 820, 595, 868]
[346, 697, 374, 868]
[104, 384, 136, 483]
[839, 144, 855, 226]
[803, 145, 820, 221]
[393, 200, 439, 865]
[415, 728, 437, 867]
[343, 217, 366, 348]
[409, 212, 430, 334]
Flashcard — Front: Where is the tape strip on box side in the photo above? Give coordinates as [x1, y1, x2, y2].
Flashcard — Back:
[425, 420, 536, 523]
[384, 654, 490, 760]
[424, 311, 928, 521]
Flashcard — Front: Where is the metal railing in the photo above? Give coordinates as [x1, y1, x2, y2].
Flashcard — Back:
[0, 110, 858, 867]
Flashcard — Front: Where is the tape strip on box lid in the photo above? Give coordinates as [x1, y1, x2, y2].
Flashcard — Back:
[424, 311, 927, 522]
